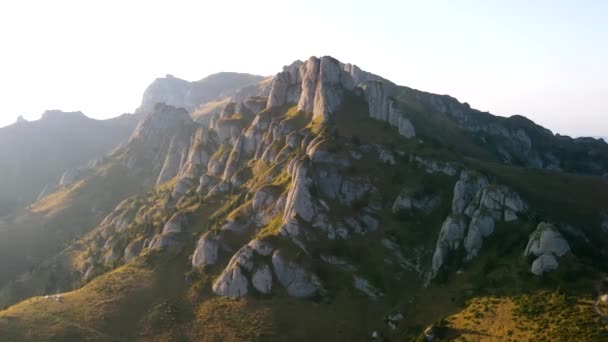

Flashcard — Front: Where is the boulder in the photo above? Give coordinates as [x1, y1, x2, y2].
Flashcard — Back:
[272, 250, 321, 298]
[530, 253, 559, 276]
[251, 264, 273, 294]
[192, 232, 221, 267]
[212, 246, 255, 297]
[148, 232, 184, 250]
[524, 222, 570, 258]
[162, 212, 188, 234]
[524, 222, 570, 276]
[212, 265, 249, 297]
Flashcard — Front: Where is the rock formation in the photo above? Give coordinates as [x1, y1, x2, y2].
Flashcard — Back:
[431, 170, 528, 276]
[266, 56, 416, 138]
[524, 222, 570, 275]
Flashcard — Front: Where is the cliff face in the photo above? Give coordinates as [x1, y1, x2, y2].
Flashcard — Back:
[266, 56, 416, 139]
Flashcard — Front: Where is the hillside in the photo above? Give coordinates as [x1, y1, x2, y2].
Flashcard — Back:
[1, 56, 607, 341]
[0, 111, 141, 218]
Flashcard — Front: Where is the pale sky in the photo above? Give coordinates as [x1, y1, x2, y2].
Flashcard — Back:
[0, 0, 606, 137]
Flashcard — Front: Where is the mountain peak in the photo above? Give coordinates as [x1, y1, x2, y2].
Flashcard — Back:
[266, 55, 413, 136]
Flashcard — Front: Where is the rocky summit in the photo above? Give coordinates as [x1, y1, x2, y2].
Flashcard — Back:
[1, 55, 608, 342]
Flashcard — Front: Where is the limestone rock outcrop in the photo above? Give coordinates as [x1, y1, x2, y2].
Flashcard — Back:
[283, 157, 316, 222]
[212, 246, 255, 297]
[271, 250, 322, 298]
[431, 215, 468, 274]
[266, 56, 415, 138]
[147, 232, 184, 250]
[431, 170, 528, 276]
[360, 81, 416, 138]
[192, 232, 221, 267]
[524, 222, 570, 257]
[267, 61, 303, 108]
[162, 213, 188, 234]
[524, 222, 570, 275]
[452, 171, 489, 214]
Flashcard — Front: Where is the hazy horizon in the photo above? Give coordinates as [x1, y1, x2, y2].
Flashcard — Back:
[0, 0, 606, 137]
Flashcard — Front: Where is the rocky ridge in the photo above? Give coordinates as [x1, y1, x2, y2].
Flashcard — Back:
[3, 55, 608, 342]
[59, 56, 601, 305]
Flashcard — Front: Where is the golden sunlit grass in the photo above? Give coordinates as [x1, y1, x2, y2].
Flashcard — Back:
[444, 292, 608, 342]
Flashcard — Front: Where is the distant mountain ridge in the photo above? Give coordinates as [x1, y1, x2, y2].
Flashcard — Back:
[136, 72, 264, 114]
[0, 110, 141, 217]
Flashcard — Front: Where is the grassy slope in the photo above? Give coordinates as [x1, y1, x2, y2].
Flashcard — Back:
[0, 248, 386, 342]
[0, 162, 149, 307]
[0, 249, 191, 342]
[444, 292, 608, 342]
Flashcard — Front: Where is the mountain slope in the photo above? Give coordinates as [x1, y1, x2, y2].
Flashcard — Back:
[0, 104, 201, 306]
[1, 56, 607, 341]
[0, 111, 141, 218]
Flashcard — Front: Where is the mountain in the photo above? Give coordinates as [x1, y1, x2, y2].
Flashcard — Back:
[136, 72, 265, 115]
[0, 110, 141, 218]
[1, 56, 608, 341]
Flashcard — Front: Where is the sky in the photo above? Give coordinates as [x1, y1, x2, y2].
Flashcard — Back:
[0, 0, 606, 137]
